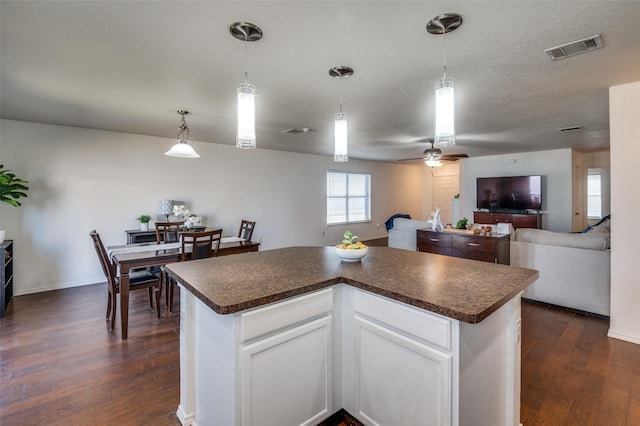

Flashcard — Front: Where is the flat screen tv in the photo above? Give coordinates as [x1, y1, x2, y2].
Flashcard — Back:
[476, 175, 542, 212]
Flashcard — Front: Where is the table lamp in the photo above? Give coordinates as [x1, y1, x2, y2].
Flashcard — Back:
[158, 199, 173, 221]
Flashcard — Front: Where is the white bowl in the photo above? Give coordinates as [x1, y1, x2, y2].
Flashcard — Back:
[335, 246, 368, 262]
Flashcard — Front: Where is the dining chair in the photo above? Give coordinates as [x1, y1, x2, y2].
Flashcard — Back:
[154, 221, 184, 243]
[154, 221, 185, 307]
[164, 228, 223, 313]
[89, 230, 161, 331]
[238, 220, 256, 241]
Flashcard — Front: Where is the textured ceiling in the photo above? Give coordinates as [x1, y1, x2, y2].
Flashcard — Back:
[2, 1, 639, 163]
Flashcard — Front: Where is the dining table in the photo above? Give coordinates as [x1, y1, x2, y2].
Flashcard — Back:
[108, 237, 260, 339]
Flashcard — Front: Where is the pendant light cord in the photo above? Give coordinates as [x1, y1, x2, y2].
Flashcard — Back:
[442, 31, 447, 80]
[244, 37, 249, 84]
[339, 76, 344, 114]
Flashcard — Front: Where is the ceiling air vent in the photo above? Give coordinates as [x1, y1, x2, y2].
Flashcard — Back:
[545, 35, 603, 61]
[282, 127, 312, 134]
[557, 125, 584, 133]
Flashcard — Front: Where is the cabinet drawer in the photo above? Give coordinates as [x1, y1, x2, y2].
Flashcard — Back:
[241, 288, 333, 343]
[417, 231, 453, 248]
[353, 289, 452, 351]
[453, 235, 496, 253]
[453, 249, 496, 263]
[420, 245, 453, 256]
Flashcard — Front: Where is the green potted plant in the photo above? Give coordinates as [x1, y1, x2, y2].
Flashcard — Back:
[456, 217, 469, 230]
[136, 214, 151, 231]
[0, 164, 29, 243]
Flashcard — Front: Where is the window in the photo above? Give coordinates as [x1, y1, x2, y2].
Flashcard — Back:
[327, 171, 371, 225]
[587, 172, 602, 219]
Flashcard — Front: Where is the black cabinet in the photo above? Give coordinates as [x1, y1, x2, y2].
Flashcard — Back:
[417, 229, 510, 265]
[1, 240, 14, 318]
[125, 226, 206, 244]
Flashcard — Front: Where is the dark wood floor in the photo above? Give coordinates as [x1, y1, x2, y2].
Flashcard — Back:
[1, 284, 639, 425]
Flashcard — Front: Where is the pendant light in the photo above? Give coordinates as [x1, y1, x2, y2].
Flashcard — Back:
[165, 110, 200, 158]
[427, 13, 463, 147]
[230, 22, 263, 149]
[329, 66, 353, 162]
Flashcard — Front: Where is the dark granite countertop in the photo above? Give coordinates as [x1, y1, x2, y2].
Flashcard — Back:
[165, 246, 539, 323]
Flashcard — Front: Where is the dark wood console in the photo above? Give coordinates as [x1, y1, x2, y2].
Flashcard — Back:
[125, 226, 206, 244]
[417, 229, 510, 265]
[473, 212, 541, 229]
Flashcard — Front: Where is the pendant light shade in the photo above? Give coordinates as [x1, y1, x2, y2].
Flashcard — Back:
[334, 112, 348, 162]
[427, 13, 463, 147]
[434, 77, 455, 146]
[165, 110, 200, 158]
[236, 83, 256, 149]
[230, 22, 262, 150]
[330, 66, 354, 162]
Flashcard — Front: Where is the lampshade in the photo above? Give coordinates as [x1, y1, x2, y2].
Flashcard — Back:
[334, 113, 348, 162]
[165, 143, 200, 158]
[236, 83, 256, 149]
[158, 199, 173, 216]
[165, 110, 200, 158]
[434, 77, 455, 146]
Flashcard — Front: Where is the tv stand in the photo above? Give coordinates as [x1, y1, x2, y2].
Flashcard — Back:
[474, 211, 541, 229]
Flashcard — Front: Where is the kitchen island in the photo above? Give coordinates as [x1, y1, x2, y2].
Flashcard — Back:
[166, 246, 538, 426]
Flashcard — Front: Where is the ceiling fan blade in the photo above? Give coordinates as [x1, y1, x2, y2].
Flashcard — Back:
[441, 153, 469, 161]
[397, 157, 425, 162]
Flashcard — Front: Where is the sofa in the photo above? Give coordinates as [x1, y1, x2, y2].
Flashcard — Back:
[388, 218, 433, 251]
[510, 227, 610, 316]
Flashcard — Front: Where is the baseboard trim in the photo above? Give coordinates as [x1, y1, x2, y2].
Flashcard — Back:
[14, 279, 104, 297]
[607, 329, 640, 344]
[176, 405, 195, 426]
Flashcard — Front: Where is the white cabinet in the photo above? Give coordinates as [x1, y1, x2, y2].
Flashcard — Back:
[240, 315, 332, 426]
[353, 316, 452, 425]
[344, 288, 455, 426]
[178, 284, 522, 426]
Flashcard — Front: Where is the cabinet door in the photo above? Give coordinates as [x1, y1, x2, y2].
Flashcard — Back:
[353, 316, 452, 426]
[241, 315, 332, 426]
[513, 214, 540, 229]
[473, 212, 493, 224]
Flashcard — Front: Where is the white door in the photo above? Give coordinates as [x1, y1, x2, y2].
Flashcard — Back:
[432, 174, 459, 225]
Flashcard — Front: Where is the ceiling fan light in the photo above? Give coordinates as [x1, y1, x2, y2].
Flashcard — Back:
[435, 77, 455, 146]
[334, 112, 348, 162]
[237, 83, 256, 149]
[425, 158, 443, 167]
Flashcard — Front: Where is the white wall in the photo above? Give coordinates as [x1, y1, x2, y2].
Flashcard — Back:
[459, 149, 573, 232]
[0, 120, 426, 295]
[608, 80, 640, 344]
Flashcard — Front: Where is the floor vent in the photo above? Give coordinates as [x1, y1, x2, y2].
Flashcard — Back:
[545, 35, 603, 61]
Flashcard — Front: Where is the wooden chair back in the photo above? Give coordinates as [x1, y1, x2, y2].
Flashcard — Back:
[155, 221, 184, 243]
[181, 229, 223, 261]
[238, 220, 256, 241]
[90, 230, 116, 288]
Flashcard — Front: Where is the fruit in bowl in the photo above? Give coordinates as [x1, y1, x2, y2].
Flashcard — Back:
[335, 231, 368, 261]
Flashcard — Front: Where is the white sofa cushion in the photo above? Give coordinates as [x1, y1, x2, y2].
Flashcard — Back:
[388, 218, 433, 251]
[392, 218, 433, 231]
[515, 228, 610, 250]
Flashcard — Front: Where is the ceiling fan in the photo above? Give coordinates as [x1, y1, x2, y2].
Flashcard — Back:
[398, 139, 469, 164]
